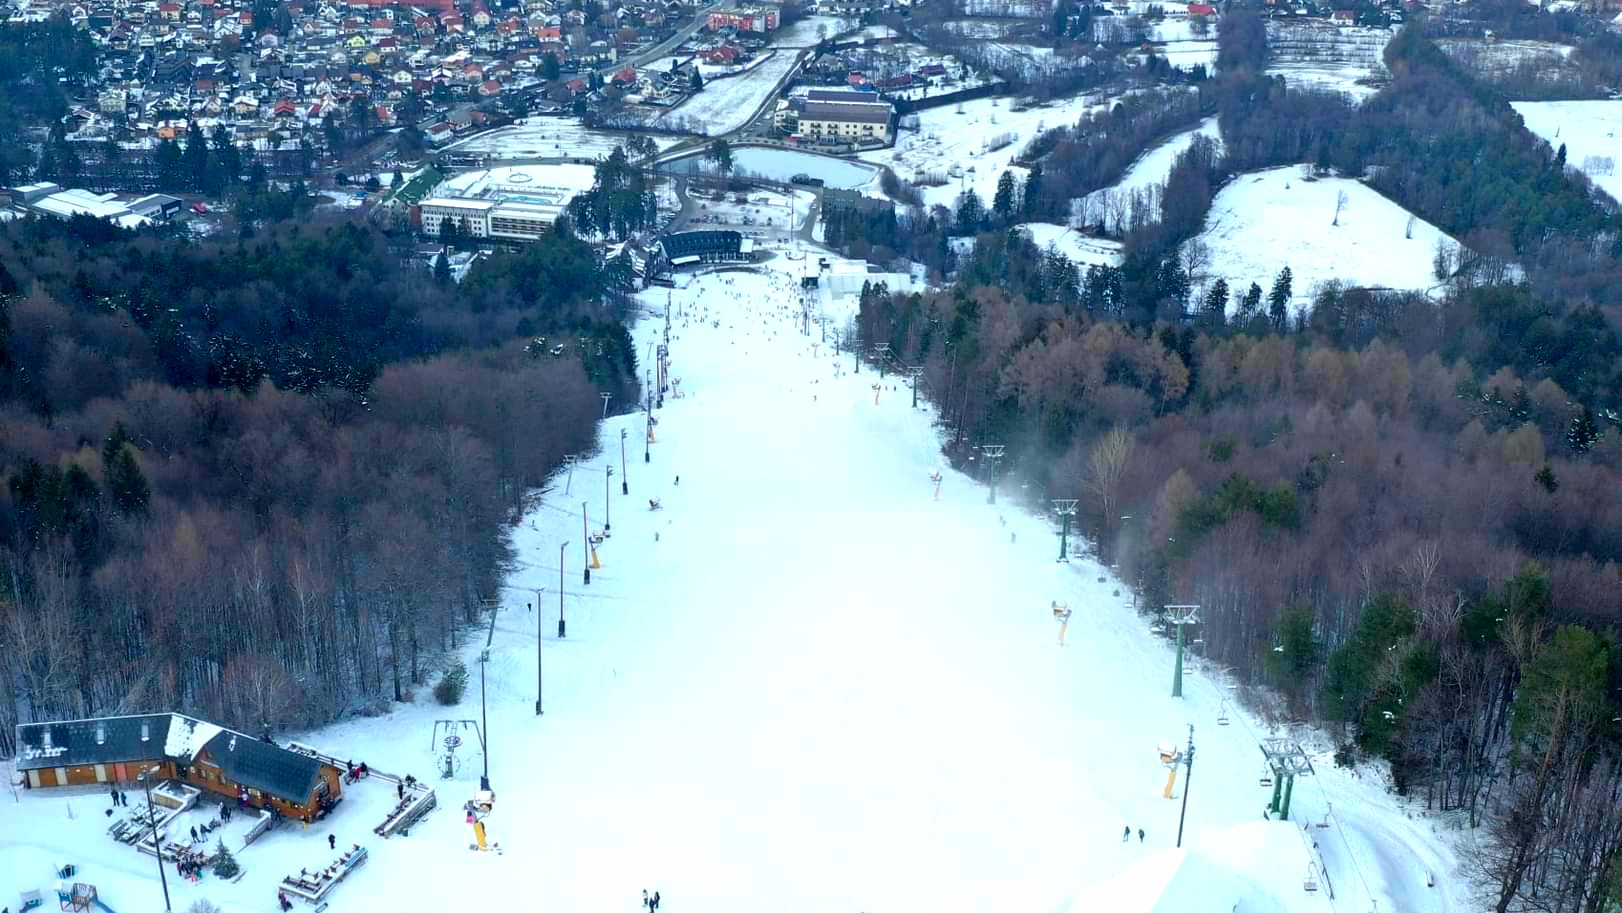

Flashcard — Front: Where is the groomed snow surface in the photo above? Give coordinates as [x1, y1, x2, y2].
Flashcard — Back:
[1016, 222, 1124, 268]
[4, 249, 1467, 913]
[1512, 99, 1622, 203]
[1197, 166, 1457, 312]
[666, 146, 881, 191]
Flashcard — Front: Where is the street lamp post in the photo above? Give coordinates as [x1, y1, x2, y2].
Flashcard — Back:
[644, 408, 652, 463]
[1176, 725, 1196, 848]
[477, 647, 491, 790]
[620, 428, 629, 495]
[604, 466, 614, 533]
[544, 587, 551, 713]
[138, 766, 172, 912]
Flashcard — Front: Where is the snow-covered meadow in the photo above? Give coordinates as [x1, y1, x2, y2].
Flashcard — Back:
[658, 50, 802, 135]
[1196, 166, 1457, 312]
[1512, 99, 1622, 202]
[860, 93, 1106, 209]
[1266, 22, 1390, 101]
[1016, 222, 1125, 268]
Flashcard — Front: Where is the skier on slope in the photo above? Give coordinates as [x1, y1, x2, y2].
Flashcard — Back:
[1138, 828, 1145, 843]
[1122, 825, 1131, 842]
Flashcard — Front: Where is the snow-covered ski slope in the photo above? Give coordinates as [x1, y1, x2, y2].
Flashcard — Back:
[3, 255, 1468, 913]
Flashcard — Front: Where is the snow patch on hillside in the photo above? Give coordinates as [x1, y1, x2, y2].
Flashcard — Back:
[1512, 100, 1622, 203]
[1196, 166, 1456, 312]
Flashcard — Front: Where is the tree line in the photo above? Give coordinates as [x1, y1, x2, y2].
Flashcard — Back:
[0, 214, 637, 753]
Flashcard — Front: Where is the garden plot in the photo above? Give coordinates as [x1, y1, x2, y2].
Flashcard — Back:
[1074, 116, 1222, 233]
[449, 119, 679, 161]
[1195, 166, 1457, 314]
[657, 51, 802, 135]
[1267, 22, 1390, 101]
[1512, 100, 1622, 203]
[860, 93, 1107, 210]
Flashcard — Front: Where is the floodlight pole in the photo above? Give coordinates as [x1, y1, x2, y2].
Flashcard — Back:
[604, 466, 613, 533]
[620, 428, 629, 494]
[139, 766, 172, 912]
[1176, 725, 1196, 848]
[582, 503, 591, 587]
[544, 590, 551, 716]
[644, 408, 652, 463]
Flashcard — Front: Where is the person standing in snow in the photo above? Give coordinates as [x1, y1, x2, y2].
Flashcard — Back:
[1138, 829, 1144, 843]
[652, 891, 660, 911]
[328, 833, 336, 850]
[643, 890, 650, 910]
[190, 825, 199, 843]
[1122, 825, 1130, 842]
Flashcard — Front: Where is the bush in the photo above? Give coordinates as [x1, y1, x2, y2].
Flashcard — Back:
[434, 660, 469, 705]
[211, 842, 240, 880]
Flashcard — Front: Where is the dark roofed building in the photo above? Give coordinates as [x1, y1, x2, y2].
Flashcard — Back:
[656, 230, 753, 270]
[800, 98, 894, 144]
[16, 713, 173, 775]
[16, 713, 343, 822]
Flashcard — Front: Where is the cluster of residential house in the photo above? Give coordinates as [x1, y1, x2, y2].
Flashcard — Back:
[6, 0, 717, 157]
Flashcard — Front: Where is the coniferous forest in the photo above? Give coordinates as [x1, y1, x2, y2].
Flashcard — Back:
[853, 17, 1622, 913]
[0, 213, 638, 754]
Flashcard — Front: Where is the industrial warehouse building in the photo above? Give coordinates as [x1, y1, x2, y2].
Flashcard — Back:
[15, 713, 345, 822]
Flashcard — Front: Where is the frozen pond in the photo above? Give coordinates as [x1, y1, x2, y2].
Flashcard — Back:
[666, 146, 880, 190]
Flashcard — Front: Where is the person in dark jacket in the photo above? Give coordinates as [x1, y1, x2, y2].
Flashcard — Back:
[1122, 825, 1130, 842]
[1138, 828, 1145, 843]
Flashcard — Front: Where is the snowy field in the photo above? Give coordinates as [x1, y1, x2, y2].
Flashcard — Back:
[1157, 39, 1218, 71]
[657, 51, 802, 135]
[772, 14, 857, 47]
[1513, 100, 1622, 202]
[1074, 116, 1222, 233]
[447, 118, 679, 161]
[1197, 166, 1457, 312]
[1016, 222, 1124, 268]
[861, 93, 1106, 209]
[433, 163, 598, 203]
[687, 188, 816, 233]
[4, 241, 1470, 913]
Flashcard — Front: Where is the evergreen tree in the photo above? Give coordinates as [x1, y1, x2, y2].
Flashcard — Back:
[541, 53, 560, 81]
[1202, 277, 1229, 326]
[1534, 464, 1559, 494]
[1267, 266, 1292, 331]
[155, 138, 183, 190]
[690, 68, 704, 92]
[1021, 162, 1043, 217]
[391, 169, 403, 187]
[992, 170, 1017, 220]
[212, 842, 241, 879]
[211, 124, 242, 192]
[955, 189, 984, 233]
[183, 121, 210, 192]
[1237, 281, 1262, 324]
[1566, 406, 1599, 453]
[433, 251, 451, 285]
[706, 138, 732, 178]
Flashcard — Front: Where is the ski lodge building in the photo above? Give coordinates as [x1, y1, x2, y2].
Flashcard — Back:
[14, 713, 344, 822]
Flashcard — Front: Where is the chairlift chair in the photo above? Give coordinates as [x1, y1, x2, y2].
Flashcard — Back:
[1259, 766, 1274, 788]
[1217, 701, 1231, 726]
[1303, 864, 1319, 893]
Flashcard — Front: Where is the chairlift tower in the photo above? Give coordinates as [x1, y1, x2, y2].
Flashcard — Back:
[1166, 604, 1201, 698]
[1052, 499, 1079, 561]
[980, 444, 1006, 504]
[1260, 738, 1315, 821]
[905, 366, 925, 408]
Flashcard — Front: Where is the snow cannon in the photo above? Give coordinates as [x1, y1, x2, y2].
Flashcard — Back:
[1159, 741, 1182, 799]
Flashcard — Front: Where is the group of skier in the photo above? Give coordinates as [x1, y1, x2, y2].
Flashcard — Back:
[641, 889, 662, 912]
[1123, 826, 1145, 843]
